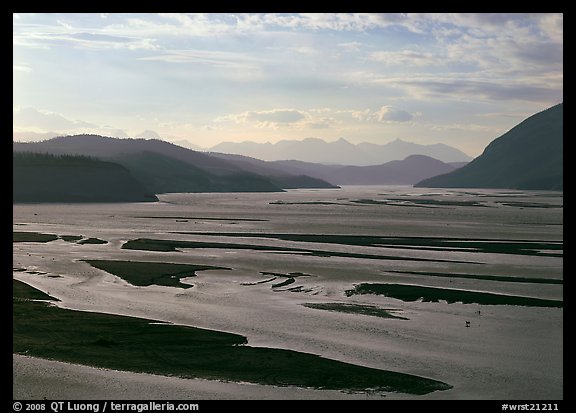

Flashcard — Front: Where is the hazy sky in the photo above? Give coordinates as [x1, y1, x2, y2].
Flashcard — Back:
[13, 13, 562, 156]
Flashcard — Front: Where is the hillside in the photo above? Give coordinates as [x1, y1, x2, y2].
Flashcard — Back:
[415, 103, 563, 190]
[207, 152, 339, 189]
[13, 135, 323, 193]
[271, 155, 458, 185]
[113, 151, 282, 193]
[13, 153, 158, 203]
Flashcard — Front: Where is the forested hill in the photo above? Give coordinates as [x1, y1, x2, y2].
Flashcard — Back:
[13, 152, 158, 203]
[416, 103, 563, 190]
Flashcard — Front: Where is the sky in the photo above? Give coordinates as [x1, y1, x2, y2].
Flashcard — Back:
[13, 13, 563, 157]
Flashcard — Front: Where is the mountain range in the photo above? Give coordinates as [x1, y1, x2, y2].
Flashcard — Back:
[13, 102, 562, 201]
[211, 153, 460, 186]
[12, 135, 338, 199]
[416, 103, 563, 190]
[209, 137, 472, 165]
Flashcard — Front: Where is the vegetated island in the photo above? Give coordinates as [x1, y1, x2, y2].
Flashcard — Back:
[303, 303, 409, 320]
[13, 279, 451, 395]
[345, 283, 563, 308]
[83, 260, 228, 288]
[13, 152, 158, 203]
[13, 231, 107, 245]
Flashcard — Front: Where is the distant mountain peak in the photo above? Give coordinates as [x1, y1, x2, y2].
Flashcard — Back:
[209, 137, 471, 165]
[134, 130, 162, 139]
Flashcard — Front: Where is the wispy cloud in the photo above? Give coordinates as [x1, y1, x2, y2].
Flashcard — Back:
[369, 50, 444, 66]
[138, 49, 262, 70]
[13, 107, 97, 131]
[14, 29, 157, 50]
[371, 74, 562, 103]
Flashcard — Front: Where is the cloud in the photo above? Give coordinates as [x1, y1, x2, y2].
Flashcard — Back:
[218, 109, 306, 128]
[13, 107, 98, 131]
[138, 49, 261, 70]
[538, 13, 563, 42]
[288, 46, 319, 56]
[337, 41, 363, 52]
[305, 116, 337, 129]
[349, 109, 371, 121]
[374, 106, 413, 122]
[370, 72, 562, 104]
[13, 64, 32, 73]
[258, 13, 412, 32]
[218, 106, 416, 130]
[369, 50, 443, 66]
[13, 17, 158, 51]
[246, 109, 306, 124]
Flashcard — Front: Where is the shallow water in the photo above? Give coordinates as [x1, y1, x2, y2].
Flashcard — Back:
[13, 186, 563, 399]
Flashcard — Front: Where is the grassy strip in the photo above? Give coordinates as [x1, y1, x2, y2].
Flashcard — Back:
[270, 201, 345, 206]
[387, 270, 563, 285]
[345, 283, 563, 308]
[499, 202, 562, 209]
[13, 232, 109, 245]
[134, 216, 268, 222]
[384, 198, 489, 207]
[83, 260, 229, 289]
[13, 280, 451, 395]
[174, 232, 562, 258]
[122, 238, 475, 265]
[303, 303, 409, 320]
[13, 231, 58, 243]
[13, 279, 59, 302]
[60, 235, 84, 242]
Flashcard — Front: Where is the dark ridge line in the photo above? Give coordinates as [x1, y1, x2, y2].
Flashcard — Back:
[387, 270, 563, 285]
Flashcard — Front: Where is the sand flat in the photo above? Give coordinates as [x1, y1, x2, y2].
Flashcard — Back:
[13, 186, 563, 399]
